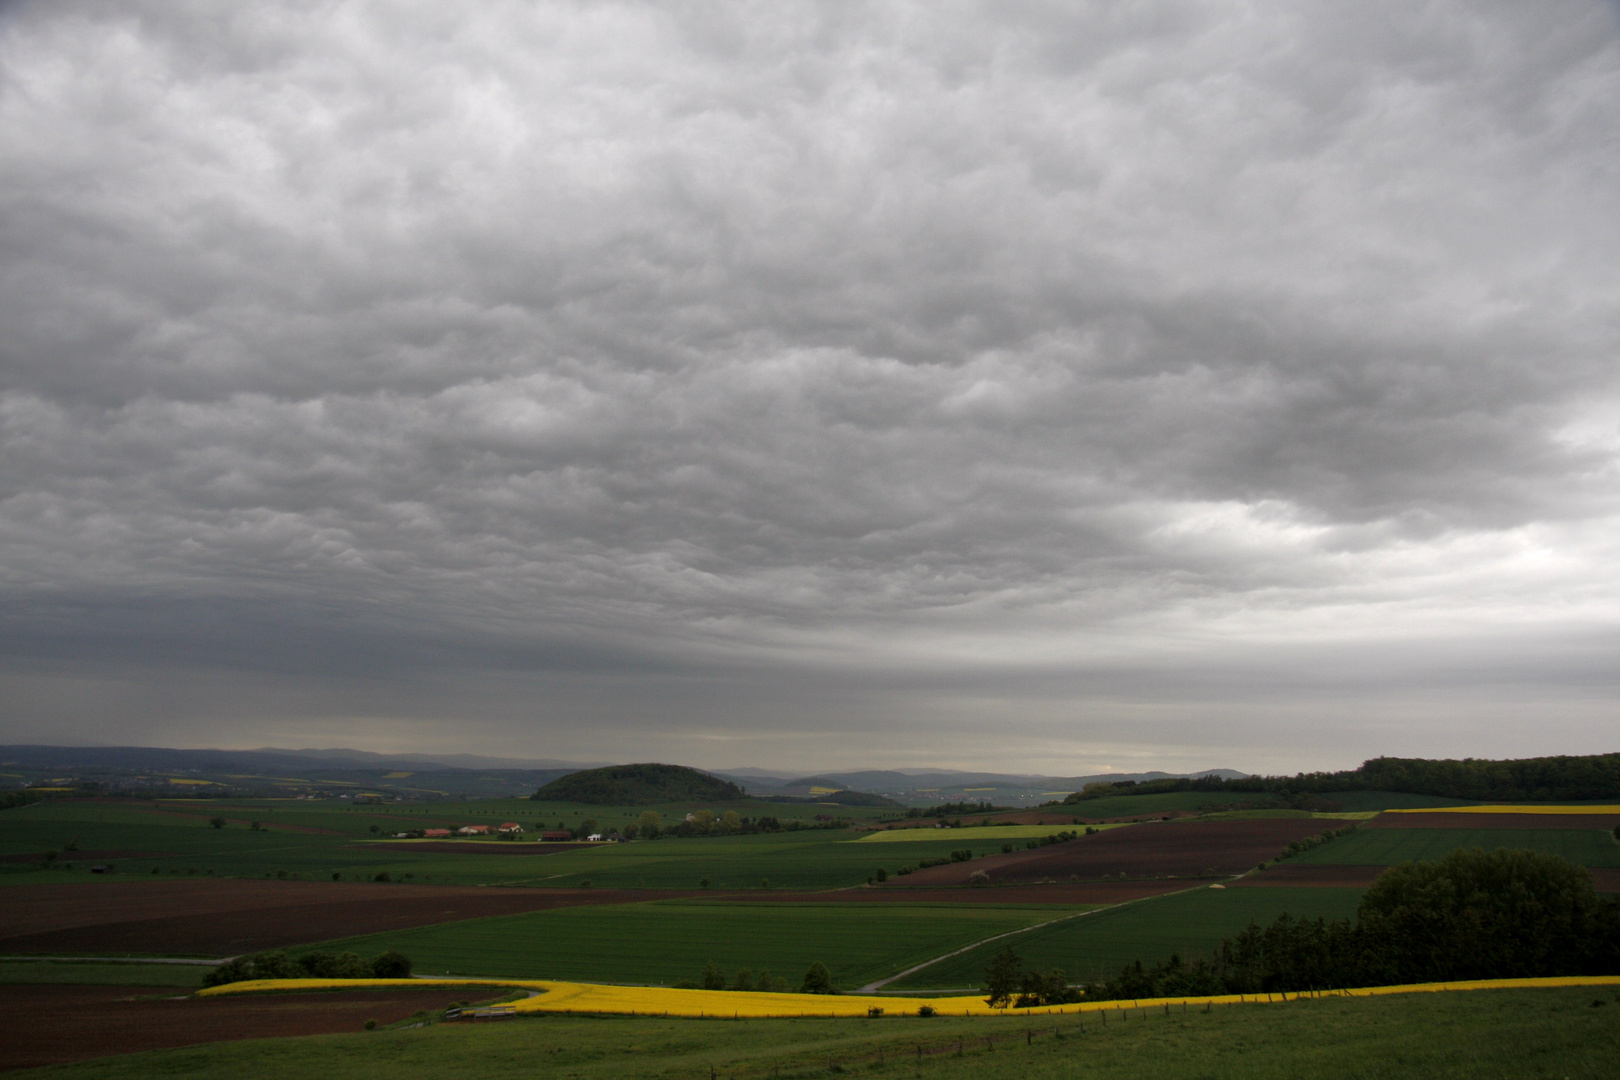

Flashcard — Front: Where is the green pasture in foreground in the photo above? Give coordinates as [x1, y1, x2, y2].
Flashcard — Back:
[1289, 827, 1620, 867]
[891, 886, 1366, 989]
[18, 986, 1620, 1080]
[0, 960, 209, 987]
[300, 901, 1068, 990]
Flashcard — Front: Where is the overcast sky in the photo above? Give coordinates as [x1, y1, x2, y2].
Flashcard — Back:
[1, 1, 1617, 776]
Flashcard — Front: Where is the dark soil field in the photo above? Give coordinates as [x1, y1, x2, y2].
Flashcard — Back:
[0, 983, 485, 1071]
[1230, 863, 1386, 888]
[1369, 811, 1620, 830]
[0, 880, 698, 956]
[880, 819, 1346, 887]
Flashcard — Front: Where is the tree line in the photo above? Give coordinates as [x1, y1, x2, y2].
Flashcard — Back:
[1060, 752, 1620, 804]
[203, 949, 413, 987]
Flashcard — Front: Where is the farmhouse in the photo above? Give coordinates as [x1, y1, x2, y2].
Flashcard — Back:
[423, 828, 451, 838]
[540, 830, 572, 841]
[497, 822, 524, 836]
[456, 825, 491, 836]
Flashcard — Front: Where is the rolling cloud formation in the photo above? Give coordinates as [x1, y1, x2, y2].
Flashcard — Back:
[1, 2, 1617, 771]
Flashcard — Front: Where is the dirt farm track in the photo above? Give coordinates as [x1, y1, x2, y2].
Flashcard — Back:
[0, 984, 486, 1071]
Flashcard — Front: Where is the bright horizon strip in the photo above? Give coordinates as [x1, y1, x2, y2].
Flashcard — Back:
[1385, 805, 1620, 815]
[198, 975, 1620, 1018]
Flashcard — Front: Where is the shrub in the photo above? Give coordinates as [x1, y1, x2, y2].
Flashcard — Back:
[374, 871, 391, 882]
[364, 1019, 377, 1030]
[372, 951, 412, 978]
[917, 1005, 936, 1017]
[867, 1006, 884, 1017]
[874, 868, 887, 882]
[209, 817, 226, 829]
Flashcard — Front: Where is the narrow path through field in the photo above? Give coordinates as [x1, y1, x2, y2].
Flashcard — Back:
[855, 874, 1246, 993]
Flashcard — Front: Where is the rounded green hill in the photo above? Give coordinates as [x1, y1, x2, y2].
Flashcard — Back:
[530, 763, 746, 805]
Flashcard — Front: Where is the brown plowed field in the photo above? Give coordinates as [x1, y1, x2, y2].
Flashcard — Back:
[0, 983, 489, 1070]
[878, 819, 1344, 887]
[1370, 812, 1620, 830]
[0, 880, 699, 956]
[1229, 864, 1386, 888]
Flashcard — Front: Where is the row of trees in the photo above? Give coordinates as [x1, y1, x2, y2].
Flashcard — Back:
[203, 949, 412, 987]
[1072, 849, 1620, 1001]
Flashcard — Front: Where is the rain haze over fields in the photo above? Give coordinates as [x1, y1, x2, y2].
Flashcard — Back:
[1, 1, 1617, 775]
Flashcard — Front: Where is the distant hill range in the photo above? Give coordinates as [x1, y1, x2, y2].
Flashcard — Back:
[5, 744, 1616, 805]
[530, 763, 746, 805]
[0, 744, 1245, 806]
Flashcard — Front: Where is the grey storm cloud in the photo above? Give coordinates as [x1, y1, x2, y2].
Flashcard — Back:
[1, 0, 1617, 771]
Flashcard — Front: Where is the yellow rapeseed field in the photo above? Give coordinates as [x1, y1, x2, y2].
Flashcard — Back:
[198, 975, 1620, 1018]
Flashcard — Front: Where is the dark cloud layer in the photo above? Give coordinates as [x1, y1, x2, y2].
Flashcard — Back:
[1, 1, 1617, 772]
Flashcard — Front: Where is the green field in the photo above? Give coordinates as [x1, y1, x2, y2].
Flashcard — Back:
[890, 886, 1367, 989]
[297, 901, 1071, 990]
[16, 985, 1619, 1080]
[1291, 827, 1620, 867]
[0, 960, 209, 987]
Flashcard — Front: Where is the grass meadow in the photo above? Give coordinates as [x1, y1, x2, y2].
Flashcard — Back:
[889, 885, 1367, 988]
[296, 901, 1072, 989]
[14, 985, 1618, 1080]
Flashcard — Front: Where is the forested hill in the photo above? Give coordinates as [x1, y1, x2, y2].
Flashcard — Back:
[531, 763, 745, 805]
[1066, 752, 1620, 803]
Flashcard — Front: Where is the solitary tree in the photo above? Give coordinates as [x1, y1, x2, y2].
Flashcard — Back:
[209, 817, 226, 829]
[702, 962, 727, 990]
[984, 946, 1024, 1008]
[800, 961, 834, 994]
